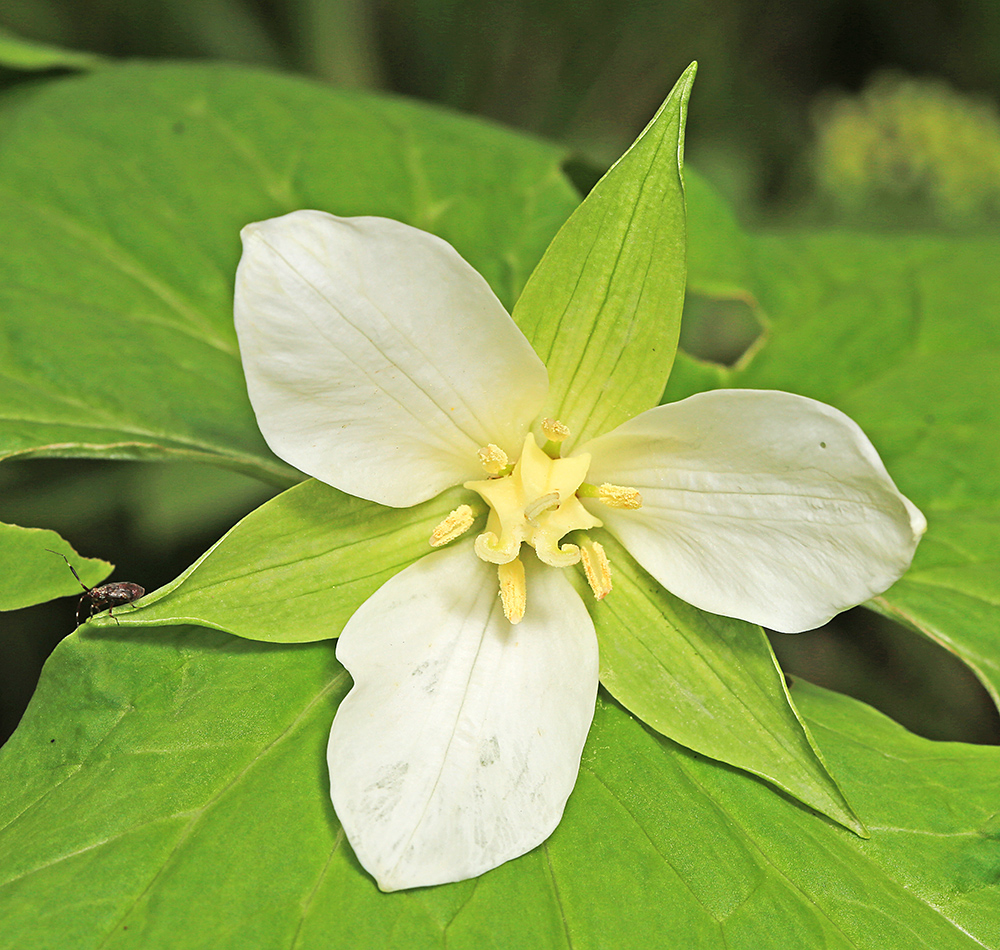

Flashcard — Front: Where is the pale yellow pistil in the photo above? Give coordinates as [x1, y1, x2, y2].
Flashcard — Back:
[465, 431, 604, 623]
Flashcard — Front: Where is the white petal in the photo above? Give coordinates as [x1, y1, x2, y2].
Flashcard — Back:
[581, 390, 926, 633]
[329, 543, 598, 891]
[235, 212, 548, 507]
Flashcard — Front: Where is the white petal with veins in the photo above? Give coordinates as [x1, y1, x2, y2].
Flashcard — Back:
[580, 389, 926, 633]
[235, 212, 548, 506]
[328, 542, 599, 891]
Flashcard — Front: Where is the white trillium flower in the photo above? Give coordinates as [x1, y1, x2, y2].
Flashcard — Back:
[234, 209, 926, 892]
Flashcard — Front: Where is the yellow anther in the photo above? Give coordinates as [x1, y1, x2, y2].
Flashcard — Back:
[598, 483, 643, 510]
[580, 539, 613, 601]
[498, 558, 526, 624]
[541, 418, 571, 443]
[429, 504, 475, 547]
[478, 443, 508, 475]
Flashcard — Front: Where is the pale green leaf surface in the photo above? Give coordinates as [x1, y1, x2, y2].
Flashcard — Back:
[0, 26, 104, 71]
[512, 63, 694, 449]
[586, 532, 862, 834]
[0, 627, 996, 949]
[0, 522, 110, 611]
[0, 61, 578, 483]
[874, 506, 1000, 707]
[90, 480, 463, 642]
[736, 233, 1000, 408]
[682, 168, 753, 300]
[682, 175, 1000, 704]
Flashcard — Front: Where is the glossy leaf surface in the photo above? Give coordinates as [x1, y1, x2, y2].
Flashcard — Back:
[0, 61, 578, 484]
[0, 626, 995, 949]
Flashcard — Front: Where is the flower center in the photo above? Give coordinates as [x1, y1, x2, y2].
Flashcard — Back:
[464, 430, 602, 623]
[428, 421, 641, 623]
[466, 432, 602, 570]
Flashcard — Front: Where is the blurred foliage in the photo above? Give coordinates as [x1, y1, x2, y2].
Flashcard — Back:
[4, 0, 1000, 214]
[814, 72, 1000, 229]
[0, 0, 999, 749]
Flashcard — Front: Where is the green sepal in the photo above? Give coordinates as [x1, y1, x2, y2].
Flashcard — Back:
[585, 531, 864, 835]
[92, 480, 466, 642]
[513, 63, 695, 448]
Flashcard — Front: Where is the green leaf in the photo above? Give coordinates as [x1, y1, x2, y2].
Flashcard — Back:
[93, 480, 463, 642]
[735, 233, 1000, 411]
[513, 63, 695, 449]
[683, 175, 1000, 710]
[588, 532, 862, 834]
[0, 61, 578, 484]
[0, 26, 104, 71]
[682, 167, 753, 299]
[0, 522, 110, 611]
[1, 626, 995, 949]
[873, 506, 1000, 706]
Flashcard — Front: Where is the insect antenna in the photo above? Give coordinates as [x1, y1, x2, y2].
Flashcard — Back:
[45, 549, 90, 593]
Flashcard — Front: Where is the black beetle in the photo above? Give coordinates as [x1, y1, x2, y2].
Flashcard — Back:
[47, 550, 144, 625]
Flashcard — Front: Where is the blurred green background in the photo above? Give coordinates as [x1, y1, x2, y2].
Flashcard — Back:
[2, 0, 999, 746]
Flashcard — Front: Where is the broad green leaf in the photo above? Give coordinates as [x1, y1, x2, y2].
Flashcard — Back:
[94, 480, 463, 642]
[736, 233, 1000, 409]
[0, 522, 110, 611]
[682, 175, 1000, 707]
[873, 505, 1000, 706]
[1, 625, 996, 949]
[512, 63, 694, 449]
[0, 61, 578, 483]
[682, 168, 753, 299]
[586, 532, 862, 834]
[0, 26, 104, 71]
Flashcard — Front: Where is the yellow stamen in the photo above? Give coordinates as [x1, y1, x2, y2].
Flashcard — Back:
[580, 539, 613, 600]
[429, 504, 475, 547]
[498, 558, 526, 624]
[598, 483, 643, 509]
[478, 443, 508, 475]
[541, 418, 570, 443]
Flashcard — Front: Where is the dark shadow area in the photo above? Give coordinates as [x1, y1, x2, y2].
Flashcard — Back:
[769, 606, 1000, 745]
[679, 292, 764, 366]
[0, 458, 278, 745]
